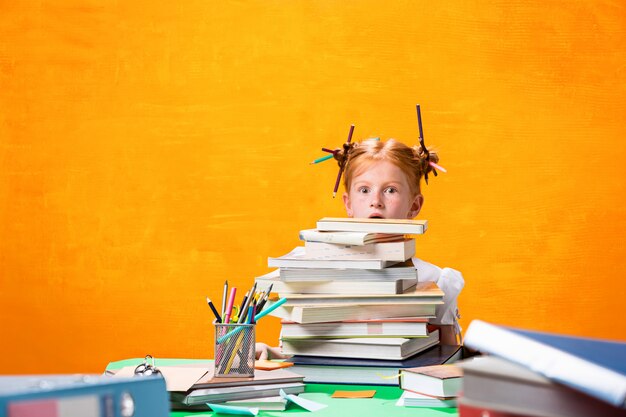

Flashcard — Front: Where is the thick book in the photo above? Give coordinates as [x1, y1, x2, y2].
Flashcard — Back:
[177, 382, 305, 405]
[190, 368, 303, 390]
[287, 344, 462, 386]
[280, 330, 439, 360]
[268, 246, 397, 269]
[268, 301, 438, 324]
[224, 396, 287, 411]
[304, 239, 415, 262]
[299, 229, 404, 246]
[459, 356, 626, 417]
[280, 317, 429, 339]
[255, 269, 417, 295]
[396, 390, 457, 408]
[317, 217, 428, 234]
[463, 319, 626, 408]
[279, 259, 418, 282]
[399, 364, 463, 398]
[279, 281, 443, 306]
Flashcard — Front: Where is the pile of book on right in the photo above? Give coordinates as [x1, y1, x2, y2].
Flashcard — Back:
[458, 319, 626, 417]
[255, 217, 462, 386]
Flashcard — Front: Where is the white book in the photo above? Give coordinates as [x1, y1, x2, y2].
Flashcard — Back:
[280, 318, 429, 339]
[280, 281, 443, 306]
[299, 229, 404, 246]
[268, 302, 438, 324]
[304, 239, 415, 262]
[255, 269, 417, 295]
[281, 331, 440, 360]
[396, 391, 457, 408]
[317, 217, 428, 235]
[399, 364, 463, 397]
[279, 259, 418, 282]
[224, 396, 287, 411]
[268, 247, 398, 269]
[182, 382, 305, 405]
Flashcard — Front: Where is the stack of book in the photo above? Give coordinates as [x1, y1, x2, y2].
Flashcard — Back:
[256, 217, 462, 385]
[109, 361, 305, 411]
[169, 368, 305, 411]
[397, 364, 463, 408]
[459, 320, 626, 417]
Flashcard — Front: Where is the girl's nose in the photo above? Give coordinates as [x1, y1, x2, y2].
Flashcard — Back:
[369, 192, 384, 208]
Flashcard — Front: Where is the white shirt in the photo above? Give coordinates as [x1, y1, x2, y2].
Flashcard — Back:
[412, 257, 464, 332]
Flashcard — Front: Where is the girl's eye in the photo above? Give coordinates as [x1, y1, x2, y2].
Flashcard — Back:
[384, 187, 398, 194]
[358, 187, 370, 194]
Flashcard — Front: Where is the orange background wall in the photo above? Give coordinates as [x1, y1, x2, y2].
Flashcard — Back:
[1, 1, 625, 374]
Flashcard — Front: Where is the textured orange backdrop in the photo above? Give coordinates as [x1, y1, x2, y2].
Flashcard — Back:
[1, 1, 625, 373]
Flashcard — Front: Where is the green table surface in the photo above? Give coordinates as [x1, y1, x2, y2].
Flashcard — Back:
[106, 358, 458, 417]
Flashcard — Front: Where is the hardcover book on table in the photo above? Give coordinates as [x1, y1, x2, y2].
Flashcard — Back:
[0, 375, 169, 417]
[396, 390, 457, 408]
[286, 344, 463, 386]
[463, 320, 626, 409]
[459, 356, 626, 417]
[399, 364, 463, 398]
[175, 382, 305, 406]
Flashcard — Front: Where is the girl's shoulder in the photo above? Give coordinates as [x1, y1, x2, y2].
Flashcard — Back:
[411, 257, 443, 282]
[412, 257, 465, 284]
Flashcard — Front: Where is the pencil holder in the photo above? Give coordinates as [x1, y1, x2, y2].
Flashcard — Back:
[214, 323, 256, 378]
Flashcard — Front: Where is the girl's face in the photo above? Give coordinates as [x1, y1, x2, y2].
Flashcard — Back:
[342, 160, 423, 219]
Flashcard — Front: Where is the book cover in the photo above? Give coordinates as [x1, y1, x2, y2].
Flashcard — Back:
[279, 259, 418, 282]
[399, 364, 463, 398]
[280, 330, 439, 360]
[268, 246, 398, 269]
[317, 217, 428, 235]
[269, 301, 438, 324]
[463, 320, 626, 408]
[304, 239, 415, 262]
[255, 269, 417, 295]
[299, 229, 404, 246]
[280, 317, 429, 339]
[459, 356, 626, 417]
[287, 345, 462, 386]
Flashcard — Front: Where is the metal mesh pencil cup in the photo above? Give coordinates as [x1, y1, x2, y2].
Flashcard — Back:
[214, 323, 256, 377]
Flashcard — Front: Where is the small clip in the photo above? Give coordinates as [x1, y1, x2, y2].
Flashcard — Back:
[134, 355, 162, 377]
